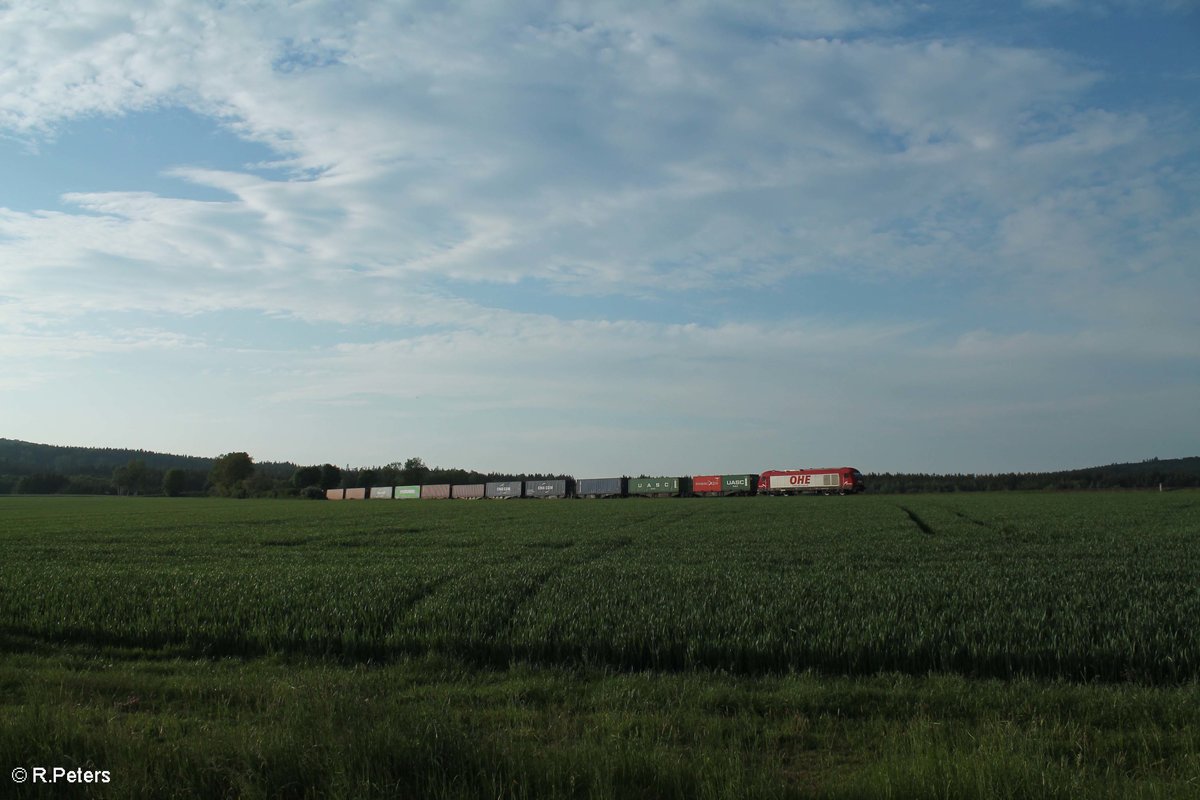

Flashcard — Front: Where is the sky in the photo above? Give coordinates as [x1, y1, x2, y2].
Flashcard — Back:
[1, 0, 1197, 476]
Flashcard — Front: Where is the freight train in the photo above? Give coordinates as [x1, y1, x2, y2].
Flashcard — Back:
[326, 467, 864, 500]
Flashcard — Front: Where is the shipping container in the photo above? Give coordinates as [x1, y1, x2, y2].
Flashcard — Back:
[369, 486, 393, 500]
[692, 475, 757, 496]
[629, 476, 688, 497]
[576, 477, 627, 498]
[420, 484, 451, 500]
[485, 480, 523, 499]
[344, 487, 367, 500]
[325, 488, 344, 500]
[452, 483, 485, 500]
[525, 479, 573, 499]
[393, 485, 421, 500]
[721, 474, 758, 495]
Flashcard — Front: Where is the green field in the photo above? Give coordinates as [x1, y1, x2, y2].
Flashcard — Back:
[1, 493, 1198, 798]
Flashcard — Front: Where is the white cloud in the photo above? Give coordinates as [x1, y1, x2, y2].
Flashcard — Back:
[0, 2, 1179, 300]
[0, 0, 1195, 471]
[1024, 0, 1196, 12]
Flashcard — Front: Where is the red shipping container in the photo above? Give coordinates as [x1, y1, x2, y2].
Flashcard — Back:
[692, 475, 722, 493]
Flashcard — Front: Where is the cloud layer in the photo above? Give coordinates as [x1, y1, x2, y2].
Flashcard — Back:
[1, 1, 1196, 472]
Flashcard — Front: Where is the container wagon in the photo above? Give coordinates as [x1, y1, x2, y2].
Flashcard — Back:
[759, 468, 864, 495]
[576, 477, 627, 498]
[452, 484, 486, 499]
[420, 484, 451, 500]
[691, 474, 759, 496]
[393, 485, 421, 500]
[325, 488, 345, 500]
[369, 486, 393, 499]
[344, 487, 368, 500]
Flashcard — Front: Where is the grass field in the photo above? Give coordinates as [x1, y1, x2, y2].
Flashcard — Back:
[1, 492, 1198, 798]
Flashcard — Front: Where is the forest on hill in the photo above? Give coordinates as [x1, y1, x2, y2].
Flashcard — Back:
[866, 457, 1200, 493]
[0, 439, 562, 498]
[1, 438, 1197, 497]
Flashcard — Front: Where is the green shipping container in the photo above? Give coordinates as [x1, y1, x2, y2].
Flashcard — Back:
[629, 477, 682, 496]
[721, 474, 758, 495]
[393, 485, 421, 500]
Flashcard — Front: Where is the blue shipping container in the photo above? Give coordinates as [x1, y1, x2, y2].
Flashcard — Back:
[525, 479, 572, 498]
[576, 477, 627, 497]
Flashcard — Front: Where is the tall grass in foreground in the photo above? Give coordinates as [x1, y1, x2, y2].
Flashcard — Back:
[2, 653, 1197, 799]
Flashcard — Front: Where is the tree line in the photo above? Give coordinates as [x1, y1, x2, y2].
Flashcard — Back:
[0, 442, 569, 499]
[2, 439, 1197, 497]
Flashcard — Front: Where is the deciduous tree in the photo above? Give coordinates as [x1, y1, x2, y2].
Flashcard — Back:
[209, 452, 255, 497]
[162, 468, 186, 497]
[291, 465, 322, 489]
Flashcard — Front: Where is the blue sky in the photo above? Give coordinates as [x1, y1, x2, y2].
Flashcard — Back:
[1, 0, 1197, 475]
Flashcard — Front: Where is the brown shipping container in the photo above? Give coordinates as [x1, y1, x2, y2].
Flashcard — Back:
[344, 487, 367, 500]
[421, 484, 451, 500]
[452, 484, 486, 499]
[326, 488, 344, 500]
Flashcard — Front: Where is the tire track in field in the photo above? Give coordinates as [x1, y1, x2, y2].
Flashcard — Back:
[896, 505, 936, 536]
[481, 536, 637, 668]
[950, 509, 994, 529]
[400, 538, 633, 663]
[498, 535, 635, 633]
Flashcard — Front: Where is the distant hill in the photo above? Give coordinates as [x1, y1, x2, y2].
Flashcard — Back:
[0, 438, 298, 495]
[1064, 457, 1200, 480]
[0, 438, 217, 476]
[864, 457, 1200, 493]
